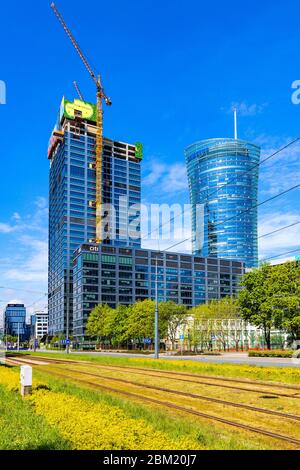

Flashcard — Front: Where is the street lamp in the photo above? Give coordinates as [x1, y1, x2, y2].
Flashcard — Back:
[5, 316, 8, 351]
[154, 256, 159, 359]
[17, 322, 20, 352]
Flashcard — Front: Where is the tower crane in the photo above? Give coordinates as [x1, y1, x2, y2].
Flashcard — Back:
[73, 80, 85, 102]
[51, 2, 112, 244]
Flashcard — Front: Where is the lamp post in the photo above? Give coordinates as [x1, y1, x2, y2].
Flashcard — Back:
[154, 256, 159, 359]
[5, 316, 8, 351]
[17, 322, 20, 352]
[33, 321, 37, 353]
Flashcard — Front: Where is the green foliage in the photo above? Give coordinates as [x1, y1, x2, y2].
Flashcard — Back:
[4, 335, 17, 343]
[126, 300, 156, 341]
[238, 262, 300, 347]
[248, 350, 294, 358]
[86, 304, 113, 339]
[192, 297, 239, 320]
[86, 300, 188, 346]
[158, 301, 188, 349]
[190, 297, 240, 351]
[108, 305, 131, 345]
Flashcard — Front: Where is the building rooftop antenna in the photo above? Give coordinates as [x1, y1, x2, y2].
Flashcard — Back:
[234, 108, 238, 140]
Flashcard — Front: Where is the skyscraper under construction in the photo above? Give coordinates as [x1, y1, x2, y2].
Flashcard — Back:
[47, 97, 142, 336]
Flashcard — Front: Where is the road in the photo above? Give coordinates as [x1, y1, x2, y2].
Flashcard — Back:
[34, 350, 300, 368]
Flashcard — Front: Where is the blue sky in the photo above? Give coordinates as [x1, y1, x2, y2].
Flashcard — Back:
[1, 0, 300, 316]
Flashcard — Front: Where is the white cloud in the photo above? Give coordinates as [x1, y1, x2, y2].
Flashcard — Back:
[143, 162, 166, 187]
[227, 101, 268, 116]
[0, 198, 48, 318]
[255, 135, 300, 196]
[143, 160, 188, 194]
[258, 211, 300, 261]
[12, 212, 21, 221]
[35, 196, 48, 210]
[0, 223, 16, 234]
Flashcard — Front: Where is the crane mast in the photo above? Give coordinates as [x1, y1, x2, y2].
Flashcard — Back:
[51, 2, 112, 244]
[73, 80, 85, 101]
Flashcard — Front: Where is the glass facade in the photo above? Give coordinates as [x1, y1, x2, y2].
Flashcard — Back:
[185, 138, 260, 268]
[72, 244, 244, 338]
[48, 99, 142, 335]
[4, 304, 27, 340]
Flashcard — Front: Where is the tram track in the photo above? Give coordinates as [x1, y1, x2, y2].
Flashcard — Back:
[12, 355, 300, 399]
[21, 364, 300, 448]
[4, 356, 300, 447]
[54, 364, 300, 421]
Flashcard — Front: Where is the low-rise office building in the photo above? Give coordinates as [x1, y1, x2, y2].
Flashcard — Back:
[73, 243, 245, 339]
[4, 304, 28, 341]
[30, 311, 49, 340]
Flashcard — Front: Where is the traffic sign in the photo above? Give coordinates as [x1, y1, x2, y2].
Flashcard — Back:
[60, 339, 71, 345]
[180, 335, 184, 340]
[143, 338, 152, 344]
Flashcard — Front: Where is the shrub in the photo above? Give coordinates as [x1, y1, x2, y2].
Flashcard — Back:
[248, 350, 293, 358]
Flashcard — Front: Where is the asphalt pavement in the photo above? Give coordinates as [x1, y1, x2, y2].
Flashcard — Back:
[35, 350, 300, 368]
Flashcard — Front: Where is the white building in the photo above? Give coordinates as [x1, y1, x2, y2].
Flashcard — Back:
[31, 311, 48, 340]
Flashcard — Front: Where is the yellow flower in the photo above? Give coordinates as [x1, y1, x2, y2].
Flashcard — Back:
[27, 390, 201, 450]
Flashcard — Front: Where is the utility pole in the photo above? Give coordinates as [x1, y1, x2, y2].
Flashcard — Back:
[33, 322, 36, 353]
[5, 317, 8, 351]
[154, 257, 159, 359]
[17, 322, 20, 352]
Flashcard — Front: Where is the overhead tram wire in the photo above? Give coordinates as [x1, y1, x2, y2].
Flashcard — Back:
[2, 143, 299, 304]
[27, 295, 48, 309]
[141, 137, 300, 242]
[258, 220, 300, 239]
[0, 286, 47, 295]
[158, 181, 300, 253]
[260, 248, 300, 263]
[196, 137, 300, 204]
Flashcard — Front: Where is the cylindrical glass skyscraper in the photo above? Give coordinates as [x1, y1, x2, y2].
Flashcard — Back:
[185, 138, 260, 268]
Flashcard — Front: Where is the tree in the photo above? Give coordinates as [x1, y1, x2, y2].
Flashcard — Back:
[191, 298, 239, 351]
[238, 262, 300, 348]
[126, 300, 169, 346]
[106, 305, 131, 346]
[158, 301, 188, 350]
[86, 304, 113, 341]
[238, 264, 274, 349]
[270, 263, 300, 341]
[191, 303, 213, 351]
[4, 335, 17, 344]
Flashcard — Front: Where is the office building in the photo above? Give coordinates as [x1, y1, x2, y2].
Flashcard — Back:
[72, 243, 244, 339]
[48, 97, 142, 335]
[185, 138, 260, 268]
[4, 304, 28, 340]
[30, 311, 49, 340]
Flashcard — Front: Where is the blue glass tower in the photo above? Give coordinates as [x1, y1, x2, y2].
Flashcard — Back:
[4, 304, 27, 340]
[185, 138, 260, 269]
[48, 98, 142, 336]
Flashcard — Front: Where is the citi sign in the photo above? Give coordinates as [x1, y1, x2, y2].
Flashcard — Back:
[0, 81, 6, 104]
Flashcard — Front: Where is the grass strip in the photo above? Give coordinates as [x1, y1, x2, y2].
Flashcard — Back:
[0, 369, 70, 450]
[27, 352, 300, 385]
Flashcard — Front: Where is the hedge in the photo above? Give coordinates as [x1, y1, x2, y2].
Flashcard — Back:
[248, 350, 294, 358]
